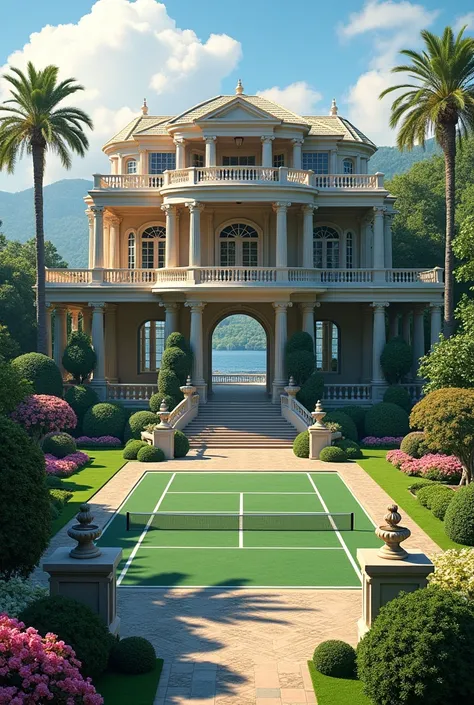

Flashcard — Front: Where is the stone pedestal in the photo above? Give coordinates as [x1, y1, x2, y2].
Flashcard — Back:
[43, 547, 122, 635]
[142, 426, 175, 460]
[357, 548, 434, 640]
[308, 427, 336, 459]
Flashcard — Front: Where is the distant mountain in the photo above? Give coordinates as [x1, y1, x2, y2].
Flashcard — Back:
[369, 138, 441, 180]
[0, 179, 92, 267]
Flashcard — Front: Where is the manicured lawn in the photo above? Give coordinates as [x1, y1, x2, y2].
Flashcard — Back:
[308, 662, 371, 705]
[51, 449, 125, 534]
[357, 449, 464, 550]
[95, 659, 163, 705]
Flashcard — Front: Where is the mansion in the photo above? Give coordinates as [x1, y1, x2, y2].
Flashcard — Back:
[45, 81, 444, 405]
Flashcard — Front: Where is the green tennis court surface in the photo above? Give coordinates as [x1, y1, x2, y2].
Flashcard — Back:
[98, 472, 381, 588]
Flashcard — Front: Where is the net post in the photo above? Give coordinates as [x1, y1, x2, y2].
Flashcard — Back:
[126, 512, 130, 532]
[351, 512, 354, 531]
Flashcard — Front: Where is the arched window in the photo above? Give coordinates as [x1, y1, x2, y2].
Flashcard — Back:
[141, 226, 166, 269]
[139, 320, 165, 373]
[315, 321, 340, 373]
[219, 223, 259, 266]
[313, 226, 340, 269]
[126, 159, 137, 174]
[128, 232, 136, 269]
[343, 159, 354, 174]
[346, 231, 354, 269]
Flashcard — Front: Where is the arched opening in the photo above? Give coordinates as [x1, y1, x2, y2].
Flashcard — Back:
[210, 313, 269, 399]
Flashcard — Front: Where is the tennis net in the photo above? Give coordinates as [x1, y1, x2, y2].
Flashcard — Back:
[126, 511, 354, 532]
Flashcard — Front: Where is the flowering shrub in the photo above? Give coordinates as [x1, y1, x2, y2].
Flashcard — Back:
[386, 450, 411, 468]
[429, 549, 474, 600]
[0, 579, 47, 618]
[76, 435, 122, 448]
[44, 451, 89, 477]
[0, 614, 103, 704]
[361, 436, 403, 448]
[386, 449, 463, 482]
[12, 395, 77, 441]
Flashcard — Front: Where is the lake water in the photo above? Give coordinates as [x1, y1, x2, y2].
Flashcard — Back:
[212, 349, 266, 373]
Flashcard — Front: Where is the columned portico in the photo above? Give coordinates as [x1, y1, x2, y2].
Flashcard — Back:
[187, 201, 204, 267]
[53, 305, 68, 376]
[161, 204, 178, 268]
[273, 202, 291, 268]
[371, 301, 388, 399]
[302, 205, 316, 268]
[261, 136, 274, 167]
[430, 304, 442, 346]
[185, 301, 207, 401]
[90, 302, 106, 399]
[161, 302, 180, 342]
[272, 301, 292, 402]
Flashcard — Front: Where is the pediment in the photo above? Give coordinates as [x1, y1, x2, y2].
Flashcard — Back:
[198, 98, 278, 123]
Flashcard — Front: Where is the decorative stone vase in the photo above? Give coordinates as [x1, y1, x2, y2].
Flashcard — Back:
[180, 375, 197, 399]
[158, 400, 171, 428]
[284, 376, 300, 398]
[375, 504, 411, 560]
[311, 400, 327, 428]
[67, 503, 102, 559]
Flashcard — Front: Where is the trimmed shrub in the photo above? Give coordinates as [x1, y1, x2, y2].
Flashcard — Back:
[42, 432, 77, 458]
[364, 402, 409, 439]
[293, 431, 309, 458]
[408, 479, 439, 494]
[445, 484, 474, 545]
[383, 385, 411, 412]
[431, 490, 455, 521]
[336, 439, 363, 459]
[340, 405, 367, 437]
[0, 578, 48, 618]
[64, 384, 99, 429]
[313, 640, 356, 678]
[11, 352, 63, 397]
[161, 346, 191, 384]
[150, 392, 176, 413]
[296, 371, 325, 413]
[429, 548, 474, 600]
[357, 586, 474, 705]
[49, 488, 73, 511]
[417, 484, 452, 509]
[137, 445, 166, 462]
[124, 410, 159, 441]
[123, 440, 148, 460]
[110, 636, 156, 675]
[285, 349, 315, 386]
[0, 358, 33, 416]
[62, 331, 97, 383]
[19, 594, 109, 678]
[0, 416, 51, 580]
[400, 431, 427, 459]
[380, 336, 412, 384]
[83, 402, 127, 440]
[320, 446, 347, 462]
[286, 331, 314, 354]
[324, 411, 358, 442]
[158, 367, 183, 404]
[174, 429, 190, 458]
[166, 331, 192, 355]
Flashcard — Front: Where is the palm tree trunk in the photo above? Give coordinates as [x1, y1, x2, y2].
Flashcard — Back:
[442, 124, 456, 338]
[32, 143, 47, 354]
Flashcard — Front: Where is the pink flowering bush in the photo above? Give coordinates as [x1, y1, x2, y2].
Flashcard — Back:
[386, 450, 411, 468]
[361, 436, 403, 448]
[44, 452, 89, 477]
[386, 449, 463, 482]
[76, 436, 121, 448]
[12, 395, 77, 441]
[0, 613, 103, 704]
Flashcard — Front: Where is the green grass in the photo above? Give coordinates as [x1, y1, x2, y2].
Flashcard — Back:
[50, 449, 125, 534]
[95, 659, 163, 705]
[308, 662, 371, 705]
[357, 450, 464, 550]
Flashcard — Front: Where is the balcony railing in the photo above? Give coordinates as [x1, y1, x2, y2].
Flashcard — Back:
[94, 174, 164, 189]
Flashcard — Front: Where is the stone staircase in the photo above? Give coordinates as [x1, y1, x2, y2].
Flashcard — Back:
[186, 392, 297, 448]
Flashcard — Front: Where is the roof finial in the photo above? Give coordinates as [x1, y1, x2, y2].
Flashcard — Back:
[329, 98, 338, 116]
[141, 98, 149, 116]
[235, 78, 244, 95]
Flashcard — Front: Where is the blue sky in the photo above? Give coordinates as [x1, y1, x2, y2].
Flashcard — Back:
[0, 0, 473, 191]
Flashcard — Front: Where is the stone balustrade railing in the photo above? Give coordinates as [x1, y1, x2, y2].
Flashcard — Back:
[281, 394, 313, 433]
[323, 384, 372, 403]
[212, 373, 266, 384]
[93, 174, 164, 189]
[107, 383, 158, 402]
[168, 393, 199, 430]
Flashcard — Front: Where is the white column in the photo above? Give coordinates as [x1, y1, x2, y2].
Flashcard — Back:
[161, 204, 178, 268]
[186, 201, 204, 267]
[204, 136, 217, 167]
[292, 139, 303, 170]
[53, 306, 68, 376]
[330, 149, 337, 173]
[46, 303, 53, 358]
[371, 302, 388, 385]
[109, 215, 121, 269]
[90, 302, 106, 395]
[273, 202, 291, 268]
[356, 154, 361, 173]
[300, 303, 315, 344]
[185, 301, 207, 400]
[430, 304, 443, 346]
[116, 153, 124, 173]
[104, 304, 118, 382]
[91, 206, 104, 269]
[384, 213, 393, 268]
[70, 310, 80, 332]
[87, 210, 94, 269]
[373, 207, 385, 272]
[160, 302, 179, 343]
[272, 302, 292, 402]
[82, 307, 92, 337]
[302, 205, 315, 268]
[402, 311, 411, 345]
[174, 138, 186, 169]
[138, 149, 147, 175]
[261, 136, 274, 167]
[362, 306, 373, 382]
[412, 306, 426, 376]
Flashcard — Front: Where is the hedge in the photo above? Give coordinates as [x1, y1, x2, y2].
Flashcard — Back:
[324, 411, 358, 442]
[64, 385, 100, 430]
[383, 386, 411, 412]
[82, 402, 128, 440]
[444, 484, 474, 546]
[364, 403, 409, 439]
[11, 352, 63, 397]
[340, 405, 367, 437]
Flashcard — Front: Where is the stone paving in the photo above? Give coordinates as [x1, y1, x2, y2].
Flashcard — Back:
[37, 447, 442, 703]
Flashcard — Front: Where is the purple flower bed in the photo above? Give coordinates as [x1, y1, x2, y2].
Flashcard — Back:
[361, 436, 404, 448]
[386, 449, 463, 482]
[76, 436, 122, 448]
[44, 451, 90, 477]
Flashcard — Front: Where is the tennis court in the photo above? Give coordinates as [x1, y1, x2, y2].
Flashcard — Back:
[99, 471, 381, 588]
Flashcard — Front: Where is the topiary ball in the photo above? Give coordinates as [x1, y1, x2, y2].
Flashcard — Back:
[400, 431, 428, 459]
[324, 411, 358, 442]
[336, 439, 363, 459]
[137, 445, 166, 463]
[293, 431, 309, 458]
[313, 640, 356, 678]
[124, 411, 159, 442]
[64, 385, 99, 427]
[165, 332, 191, 355]
[319, 446, 348, 463]
[364, 402, 409, 438]
[161, 346, 190, 384]
[340, 406, 367, 436]
[286, 331, 314, 354]
[19, 595, 109, 678]
[383, 386, 412, 412]
[174, 430, 190, 458]
[11, 352, 63, 397]
[158, 368, 183, 403]
[431, 490, 455, 521]
[150, 393, 176, 413]
[444, 484, 474, 545]
[42, 432, 77, 458]
[123, 440, 149, 460]
[83, 402, 127, 440]
[110, 636, 156, 675]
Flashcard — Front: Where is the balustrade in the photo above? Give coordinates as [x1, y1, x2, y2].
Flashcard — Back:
[95, 174, 164, 189]
[107, 383, 157, 401]
[212, 373, 266, 384]
[323, 384, 372, 402]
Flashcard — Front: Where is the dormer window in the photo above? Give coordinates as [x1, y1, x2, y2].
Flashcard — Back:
[126, 159, 137, 174]
[343, 159, 354, 174]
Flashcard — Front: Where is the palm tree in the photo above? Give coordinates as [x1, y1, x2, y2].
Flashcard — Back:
[380, 26, 474, 337]
[0, 62, 92, 354]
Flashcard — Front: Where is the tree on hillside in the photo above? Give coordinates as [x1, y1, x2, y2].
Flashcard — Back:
[0, 62, 92, 354]
[380, 26, 474, 337]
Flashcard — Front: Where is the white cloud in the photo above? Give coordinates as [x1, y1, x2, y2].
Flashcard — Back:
[454, 13, 474, 33]
[256, 82, 322, 115]
[0, 0, 241, 191]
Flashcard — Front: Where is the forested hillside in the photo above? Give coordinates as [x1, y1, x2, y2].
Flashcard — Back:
[212, 315, 266, 350]
[369, 138, 440, 180]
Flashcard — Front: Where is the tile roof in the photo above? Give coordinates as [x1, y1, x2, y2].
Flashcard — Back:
[105, 116, 173, 145]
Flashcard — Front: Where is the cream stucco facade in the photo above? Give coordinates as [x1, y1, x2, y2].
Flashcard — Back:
[45, 83, 444, 406]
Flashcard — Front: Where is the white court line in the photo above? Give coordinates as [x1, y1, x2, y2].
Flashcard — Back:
[117, 472, 176, 586]
[101, 471, 153, 537]
[173, 471, 338, 475]
[239, 493, 244, 548]
[335, 472, 377, 528]
[141, 546, 345, 550]
[118, 584, 362, 590]
[167, 492, 316, 495]
[306, 473, 362, 582]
